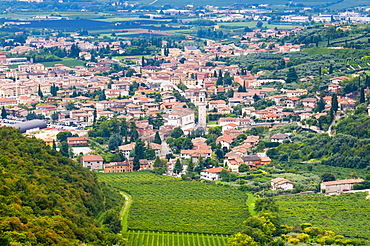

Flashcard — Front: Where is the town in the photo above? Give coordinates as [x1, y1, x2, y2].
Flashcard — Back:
[0, 1, 370, 244]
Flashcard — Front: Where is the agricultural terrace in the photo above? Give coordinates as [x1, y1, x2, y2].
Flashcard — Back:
[275, 192, 370, 240]
[98, 172, 250, 234]
[124, 230, 229, 246]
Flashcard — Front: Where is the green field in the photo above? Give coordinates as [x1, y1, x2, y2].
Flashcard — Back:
[276, 192, 370, 240]
[124, 230, 230, 246]
[41, 58, 85, 67]
[97, 172, 249, 235]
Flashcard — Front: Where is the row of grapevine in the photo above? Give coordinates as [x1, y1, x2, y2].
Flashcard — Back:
[125, 230, 230, 246]
[98, 172, 249, 234]
[276, 192, 370, 240]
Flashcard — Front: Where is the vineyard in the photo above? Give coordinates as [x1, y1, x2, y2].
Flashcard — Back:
[97, 172, 250, 235]
[124, 230, 230, 246]
[275, 192, 370, 240]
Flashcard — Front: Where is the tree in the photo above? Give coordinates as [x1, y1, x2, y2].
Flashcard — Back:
[133, 138, 146, 159]
[153, 132, 162, 144]
[227, 232, 259, 246]
[315, 97, 325, 113]
[331, 94, 338, 112]
[38, 84, 43, 98]
[360, 87, 365, 103]
[174, 159, 183, 174]
[286, 67, 298, 83]
[51, 112, 59, 122]
[56, 131, 73, 142]
[219, 169, 231, 179]
[238, 164, 249, 173]
[133, 156, 140, 171]
[227, 233, 258, 246]
[256, 21, 263, 28]
[108, 134, 122, 151]
[181, 137, 193, 150]
[329, 64, 333, 74]
[59, 141, 71, 157]
[1, 106, 7, 119]
[186, 157, 194, 173]
[321, 173, 335, 182]
[149, 113, 164, 130]
[171, 127, 184, 139]
[254, 198, 279, 213]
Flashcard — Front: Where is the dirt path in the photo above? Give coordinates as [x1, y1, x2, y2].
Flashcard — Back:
[119, 192, 133, 232]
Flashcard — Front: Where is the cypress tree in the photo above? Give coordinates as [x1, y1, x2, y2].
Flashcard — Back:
[153, 132, 162, 144]
[331, 94, 338, 112]
[174, 159, 183, 174]
[360, 87, 365, 103]
[1, 106, 7, 119]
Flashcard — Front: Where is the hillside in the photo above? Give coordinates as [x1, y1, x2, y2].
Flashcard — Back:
[0, 127, 125, 245]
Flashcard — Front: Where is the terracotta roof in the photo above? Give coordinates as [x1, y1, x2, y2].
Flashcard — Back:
[81, 155, 103, 162]
[271, 177, 293, 184]
[323, 179, 364, 186]
[202, 167, 229, 173]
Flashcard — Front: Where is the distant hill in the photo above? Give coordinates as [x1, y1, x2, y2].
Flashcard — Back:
[0, 127, 125, 245]
[123, 0, 331, 7]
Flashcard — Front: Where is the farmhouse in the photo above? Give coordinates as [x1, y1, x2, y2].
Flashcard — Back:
[270, 133, 290, 143]
[320, 179, 364, 193]
[200, 167, 229, 181]
[271, 178, 294, 190]
[80, 155, 104, 170]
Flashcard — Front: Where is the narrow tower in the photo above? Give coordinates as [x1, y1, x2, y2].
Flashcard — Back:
[198, 89, 207, 130]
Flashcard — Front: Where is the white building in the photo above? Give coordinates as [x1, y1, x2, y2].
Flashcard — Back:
[200, 167, 229, 181]
[163, 108, 195, 131]
[271, 178, 294, 190]
[320, 179, 364, 193]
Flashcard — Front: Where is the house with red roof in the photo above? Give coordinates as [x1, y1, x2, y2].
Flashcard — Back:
[200, 167, 230, 181]
[80, 155, 104, 170]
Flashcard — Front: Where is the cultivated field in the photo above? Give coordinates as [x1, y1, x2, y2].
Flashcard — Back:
[275, 192, 370, 240]
[97, 172, 249, 235]
[124, 230, 230, 246]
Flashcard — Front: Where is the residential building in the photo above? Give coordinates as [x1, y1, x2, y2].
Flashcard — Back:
[81, 155, 104, 170]
[200, 167, 229, 181]
[320, 179, 364, 193]
[67, 137, 89, 146]
[271, 178, 294, 190]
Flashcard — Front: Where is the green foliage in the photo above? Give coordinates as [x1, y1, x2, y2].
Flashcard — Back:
[254, 198, 279, 213]
[275, 193, 370, 240]
[286, 67, 298, 83]
[0, 127, 124, 245]
[170, 127, 184, 139]
[267, 133, 370, 169]
[174, 159, 183, 174]
[153, 132, 162, 145]
[98, 172, 250, 234]
[334, 113, 370, 138]
[321, 172, 335, 182]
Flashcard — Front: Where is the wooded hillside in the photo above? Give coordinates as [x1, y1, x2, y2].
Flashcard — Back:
[0, 127, 125, 245]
